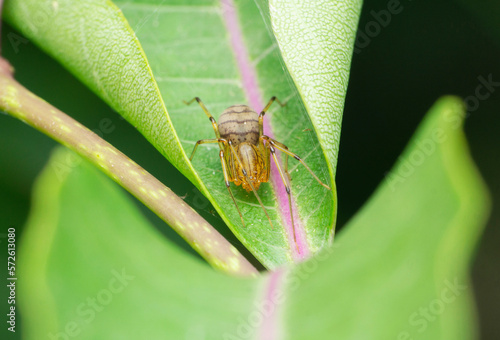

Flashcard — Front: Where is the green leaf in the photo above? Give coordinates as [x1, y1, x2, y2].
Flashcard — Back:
[4, 0, 193, 181]
[19, 98, 490, 339]
[19, 147, 259, 339]
[5, 0, 361, 268]
[269, 0, 363, 175]
[281, 96, 491, 339]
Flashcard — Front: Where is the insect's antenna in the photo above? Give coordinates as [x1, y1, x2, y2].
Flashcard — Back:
[228, 143, 274, 229]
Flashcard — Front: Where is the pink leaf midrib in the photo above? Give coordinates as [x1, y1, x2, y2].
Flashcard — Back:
[220, 0, 309, 261]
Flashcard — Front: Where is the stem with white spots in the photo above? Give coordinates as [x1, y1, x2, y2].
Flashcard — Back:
[0, 67, 258, 277]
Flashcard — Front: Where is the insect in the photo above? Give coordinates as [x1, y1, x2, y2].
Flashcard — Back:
[185, 96, 331, 244]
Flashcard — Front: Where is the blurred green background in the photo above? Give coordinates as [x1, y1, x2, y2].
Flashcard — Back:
[0, 0, 498, 339]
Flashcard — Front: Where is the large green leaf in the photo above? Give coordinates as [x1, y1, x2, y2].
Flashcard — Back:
[19, 97, 489, 339]
[19, 147, 259, 339]
[281, 96, 490, 339]
[4, 0, 360, 268]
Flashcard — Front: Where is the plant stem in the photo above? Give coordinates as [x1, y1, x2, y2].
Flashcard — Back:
[0, 66, 258, 277]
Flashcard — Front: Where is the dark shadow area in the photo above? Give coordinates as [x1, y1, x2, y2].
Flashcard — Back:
[337, 1, 500, 339]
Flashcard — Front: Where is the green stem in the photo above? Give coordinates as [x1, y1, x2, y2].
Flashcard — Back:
[0, 67, 258, 277]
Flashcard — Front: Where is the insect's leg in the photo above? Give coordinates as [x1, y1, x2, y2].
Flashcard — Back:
[227, 142, 274, 229]
[263, 138, 290, 181]
[284, 154, 290, 181]
[263, 136, 331, 190]
[267, 142, 298, 252]
[262, 96, 286, 113]
[258, 96, 286, 135]
[184, 97, 221, 139]
[189, 138, 244, 225]
[258, 139, 271, 182]
[190, 138, 226, 161]
[219, 149, 246, 227]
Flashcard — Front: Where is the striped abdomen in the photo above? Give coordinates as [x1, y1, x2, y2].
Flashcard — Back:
[219, 105, 259, 145]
